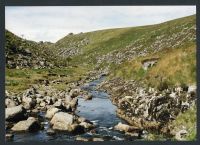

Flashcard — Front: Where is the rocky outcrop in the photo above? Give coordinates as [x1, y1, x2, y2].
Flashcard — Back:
[100, 78, 196, 133]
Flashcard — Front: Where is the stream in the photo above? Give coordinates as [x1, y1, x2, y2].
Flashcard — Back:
[8, 76, 137, 142]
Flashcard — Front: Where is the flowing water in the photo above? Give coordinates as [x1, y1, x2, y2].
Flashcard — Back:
[8, 76, 136, 142]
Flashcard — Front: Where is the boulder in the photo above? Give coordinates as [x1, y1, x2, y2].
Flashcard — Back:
[69, 89, 80, 98]
[40, 101, 46, 107]
[84, 94, 92, 100]
[50, 112, 74, 125]
[114, 122, 139, 132]
[45, 107, 61, 119]
[50, 112, 85, 133]
[78, 117, 87, 123]
[52, 123, 83, 133]
[79, 122, 94, 130]
[92, 138, 104, 141]
[6, 105, 27, 122]
[69, 98, 78, 109]
[53, 99, 65, 110]
[11, 117, 41, 132]
[5, 98, 17, 108]
[22, 96, 36, 109]
[76, 136, 90, 141]
[44, 96, 53, 105]
[65, 95, 72, 103]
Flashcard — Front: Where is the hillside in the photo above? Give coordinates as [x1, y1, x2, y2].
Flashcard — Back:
[51, 15, 196, 70]
[5, 15, 196, 141]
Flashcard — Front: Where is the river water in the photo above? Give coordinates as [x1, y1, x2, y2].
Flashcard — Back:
[8, 76, 136, 142]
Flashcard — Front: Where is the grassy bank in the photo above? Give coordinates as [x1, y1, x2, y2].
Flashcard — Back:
[6, 66, 89, 93]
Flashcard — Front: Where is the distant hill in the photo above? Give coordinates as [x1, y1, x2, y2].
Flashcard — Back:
[6, 15, 196, 80]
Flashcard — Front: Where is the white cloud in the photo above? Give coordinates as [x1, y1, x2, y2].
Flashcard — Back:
[5, 6, 196, 42]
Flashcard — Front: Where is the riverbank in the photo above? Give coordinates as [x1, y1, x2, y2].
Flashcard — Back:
[99, 77, 197, 140]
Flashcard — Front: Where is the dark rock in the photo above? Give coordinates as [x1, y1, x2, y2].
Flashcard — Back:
[46, 128, 56, 136]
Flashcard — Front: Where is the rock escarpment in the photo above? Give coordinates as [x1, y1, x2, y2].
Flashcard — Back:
[100, 78, 196, 133]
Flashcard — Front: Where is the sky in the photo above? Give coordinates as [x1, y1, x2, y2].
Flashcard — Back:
[5, 6, 196, 43]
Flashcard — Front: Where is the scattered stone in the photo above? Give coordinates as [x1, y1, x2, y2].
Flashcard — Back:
[92, 137, 104, 141]
[6, 105, 27, 122]
[76, 136, 90, 141]
[45, 107, 61, 119]
[114, 122, 139, 132]
[79, 121, 95, 130]
[175, 130, 188, 140]
[5, 98, 17, 108]
[11, 117, 41, 132]
[69, 89, 80, 98]
[84, 94, 92, 100]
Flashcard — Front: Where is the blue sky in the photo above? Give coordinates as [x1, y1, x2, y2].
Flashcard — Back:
[5, 6, 196, 42]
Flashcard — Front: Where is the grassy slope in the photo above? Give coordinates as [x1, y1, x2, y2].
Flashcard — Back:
[52, 15, 195, 68]
[110, 42, 196, 88]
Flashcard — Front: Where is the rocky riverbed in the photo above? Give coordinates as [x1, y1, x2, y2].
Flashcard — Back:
[5, 76, 144, 142]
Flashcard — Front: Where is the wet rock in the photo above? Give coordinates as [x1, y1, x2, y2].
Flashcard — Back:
[69, 88, 80, 98]
[114, 122, 139, 132]
[76, 136, 90, 141]
[50, 112, 85, 133]
[125, 132, 139, 137]
[50, 112, 74, 127]
[92, 137, 104, 141]
[45, 107, 61, 119]
[84, 94, 92, 100]
[78, 117, 87, 123]
[11, 117, 41, 132]
[46, 128, 56, 136]
[5, 121, 14, 130]
[5, 133, 14, 141]
[69, 98, 78, 110]
[6, 105, 27, 122]
[79, 121, 95, 130]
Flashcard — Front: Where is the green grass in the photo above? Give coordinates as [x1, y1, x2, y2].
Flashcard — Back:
[109, 42, 196, 89]
[171, 105, 197, 141]
[6, 66, 89, 93]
